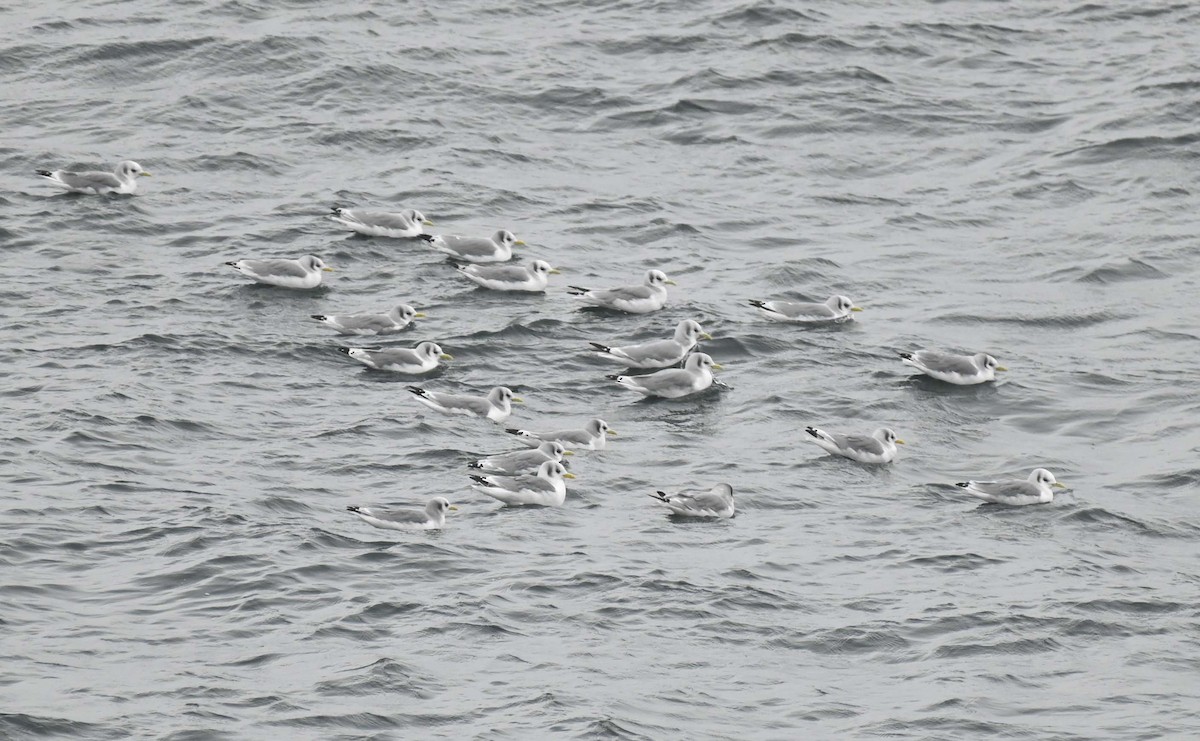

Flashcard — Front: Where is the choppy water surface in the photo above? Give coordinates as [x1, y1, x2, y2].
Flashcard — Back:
[3, 0, 1199, 738]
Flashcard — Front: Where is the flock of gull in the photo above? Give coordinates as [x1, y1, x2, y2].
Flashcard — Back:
[36, 160, 1067, 532]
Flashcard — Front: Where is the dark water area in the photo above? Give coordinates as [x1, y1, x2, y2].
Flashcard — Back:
[2, 0, 1199, 738]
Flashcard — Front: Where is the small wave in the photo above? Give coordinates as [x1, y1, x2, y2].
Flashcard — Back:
[708, 3, 825, 28]
[1072, 257, 1168, 284]
[1056, 132, 1200, 164]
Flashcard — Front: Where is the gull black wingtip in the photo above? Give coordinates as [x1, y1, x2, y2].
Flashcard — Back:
[748, 299, 767, 309]
[311, 314, 327, 321]
[35, 169, 53, 178]
[504, 427, 521, 435]
[566, 286, 590, 295]
[804, 426, 820, 438]
[898, 352, 914, 361]
[467, 461, 483, 469]
[588, 342, 611, 353]
[954, 482, 969, 488]
[604, 374, 623, 381]
[647, 491, 669, 502]
[416, 233, 435, 243]
[468, 474, 490, 486]
[406, 386, 427, 396]
[346, 505, 362, 513]
[223, 260, 238, 267]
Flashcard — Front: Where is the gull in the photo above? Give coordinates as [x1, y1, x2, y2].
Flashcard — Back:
[748, 295, 861, 323]
[338, 342, 451, 374]
[955, 468, 1066, 506]
[408, 386, 521, 422]
[648, 484, 735, 518]
[589, 319, 710, 369]
[36, 160, 150, 195]
[420, 230, 523, 263]
[899, 350, 1007, 385]
[609, 353, 720, 399]
[568, 269, 675, 314]
[328, 206, 431, 238]
[505, 418, 613, 450]
[456, 259, 559, 292]
[346, 497, 458, 531]
[469, 460, 576, 507]
[468, 441, 572, 475]
[311, 304, 424, 335]
[226, 255, 332, 289]
[804, 426, 904, 464]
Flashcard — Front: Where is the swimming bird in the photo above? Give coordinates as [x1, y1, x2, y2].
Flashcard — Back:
[456, 259, 559, 292]
[468, 441, 572, 475]
[748, 295, 861, 323]
[589, 319, 710, 369]
[36, 160, 150, 195]
[469, 460, 576, 507]
[338, 342, 451, 374]
[408, 386, 521, 422]
[648, 484, 735, 518]
[899, 350, 1006, 385]
[328, 206, 431, 238]
[568, 269, 675, 314]
[804, 426, 903, 464]
[955, 468, 1065, 506]
[609, 352, 720, 399]
[420, 230, 523, 263]
[226, 255, 333, 289]
[346, 497, 458, 531]
[311, 304, 424, 335]
[505, 418, 613, 450]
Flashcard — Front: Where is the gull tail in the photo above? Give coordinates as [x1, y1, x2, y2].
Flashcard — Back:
[898, 352, 914, 362]
[589, 342, 613, 354]
[468, 474, 490, 486]
[954, 482, 969, 489]
[346, 505, 365, 514]
[407, 386, 430, 399]
[337, 347, 354, 355]
[648, 491, 669, 503]
[566, 286, 591, 295]
[748, 299, 768, 309]
[805, 426, 834, 444]
[35, 169, 54, 178]
[330, 206, 347, 216]
[416, 234, 435, 244]
[467, 461, 484, 469]
[311, 314, 328, 322]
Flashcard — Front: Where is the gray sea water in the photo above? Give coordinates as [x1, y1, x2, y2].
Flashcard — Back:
[3, 0, 1200, 738]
